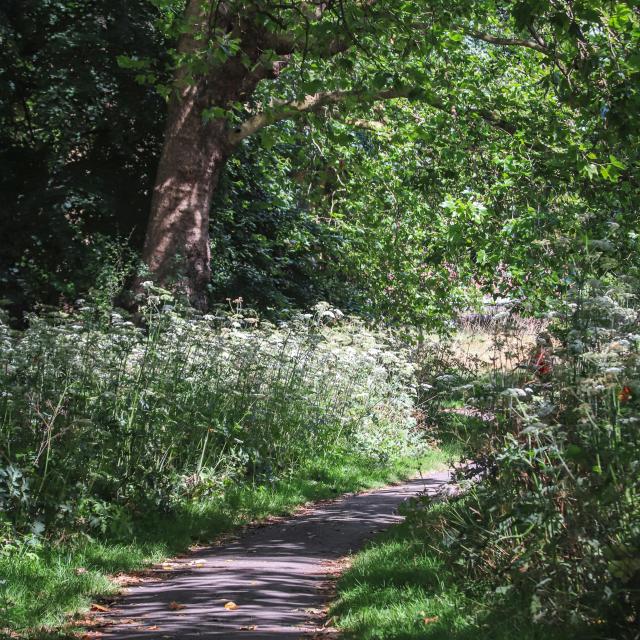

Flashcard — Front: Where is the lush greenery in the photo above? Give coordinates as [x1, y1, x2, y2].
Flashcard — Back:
[334, 284, 640, 638]
[332, 500, 565, 640]
[4, 1, 638, 321]
[0, 295, 432, 631]
[0, 295, 420, 532]
[1, 0, 640, 638]
[431, 286, 640, 635]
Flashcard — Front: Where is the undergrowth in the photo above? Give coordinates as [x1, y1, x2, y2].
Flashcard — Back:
[332, 499, 580, 640]
[334, 276, 640, 640]
[0, 291, 431, 633]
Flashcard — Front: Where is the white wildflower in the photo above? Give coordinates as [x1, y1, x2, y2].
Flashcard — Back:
[502, 388, 527, 398]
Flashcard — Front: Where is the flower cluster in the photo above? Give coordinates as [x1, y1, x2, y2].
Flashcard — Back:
[0, 301, 423, 537]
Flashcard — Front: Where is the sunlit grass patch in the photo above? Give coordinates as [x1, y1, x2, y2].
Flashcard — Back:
[331, 501, 587, 640]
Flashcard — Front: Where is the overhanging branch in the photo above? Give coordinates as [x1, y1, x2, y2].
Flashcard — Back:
[466, 29, 572, 93]
[467, 30, 549, 55]
[228, 84, 518, 146]
[228, 86, 412, 144]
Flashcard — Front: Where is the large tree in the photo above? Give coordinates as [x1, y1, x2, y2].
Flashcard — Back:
[141, 0, 411, 307]
[139, 0, 639, 307]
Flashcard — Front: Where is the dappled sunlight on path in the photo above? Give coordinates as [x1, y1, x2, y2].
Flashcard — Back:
[102, 473, 449, 639]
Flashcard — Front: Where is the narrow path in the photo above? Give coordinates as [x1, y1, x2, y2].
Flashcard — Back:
[102, 471, 449, 640]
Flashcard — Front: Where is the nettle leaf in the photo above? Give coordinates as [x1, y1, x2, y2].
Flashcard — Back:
[608, 154, 626, 170]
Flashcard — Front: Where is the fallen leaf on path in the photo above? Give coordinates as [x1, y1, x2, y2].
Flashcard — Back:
[240, 625, 257, 631]
[224, 601, 239, 610]
[423, 616, 439, 625]
[75, 614, 111, 628]
[168, 602, 186, 611]
[144, 626, 160, 631]
[90, 604, 109, 613]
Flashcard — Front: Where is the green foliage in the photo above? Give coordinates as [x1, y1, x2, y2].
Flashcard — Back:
[0, 0, 166, 311]
[406, 277, 640, 636]
[2, 2, 640, 636]
[209, 129, 350, 310]
[332, 498, 573, 640]
[0, 295, 422, 538]
[1, 0, 638, 324]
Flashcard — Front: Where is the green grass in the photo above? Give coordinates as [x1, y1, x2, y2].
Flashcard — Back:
[0, 449, 449, 635]
[331, 500, 588, 640]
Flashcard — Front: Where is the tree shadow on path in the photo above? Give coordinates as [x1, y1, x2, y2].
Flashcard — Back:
[101, 474, 450, 640]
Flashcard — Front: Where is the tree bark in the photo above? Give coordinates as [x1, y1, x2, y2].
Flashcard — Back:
[141, 0, 231, 308]
[142, 81, 230, 309]
[141, 0, 278, 309]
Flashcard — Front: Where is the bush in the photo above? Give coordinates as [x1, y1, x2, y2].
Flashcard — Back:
[411, 280, 640, 637]
[0, 293, 422, 539]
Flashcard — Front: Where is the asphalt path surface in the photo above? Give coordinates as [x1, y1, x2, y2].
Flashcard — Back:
[102, 470, 450, 639]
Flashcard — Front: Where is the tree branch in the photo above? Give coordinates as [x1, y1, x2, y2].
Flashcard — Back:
[257, 28, 351, 57]
[228, 86, 412, 144]
[467, 30, 549, 54]
[228, 84, 518, 145]
[343, 117, 388, 132]
[468, 108, 517, 135]
[467, 28, 574, 87]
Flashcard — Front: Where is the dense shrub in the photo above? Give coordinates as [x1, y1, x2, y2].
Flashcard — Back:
[412, 282, 640, 637]
[0, 293, 421, 540]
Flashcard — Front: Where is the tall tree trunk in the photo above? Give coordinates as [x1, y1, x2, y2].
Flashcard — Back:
[141, 0, 244, 309]
[140, 0, 287, 308]
[142, 81, 230, 309]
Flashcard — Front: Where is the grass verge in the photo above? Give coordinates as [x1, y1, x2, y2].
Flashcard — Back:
[331, 500, 592, 640]
[0, 448, 449, 636]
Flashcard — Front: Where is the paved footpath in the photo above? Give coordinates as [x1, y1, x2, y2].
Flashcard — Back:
[102, 470, 449, 640]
